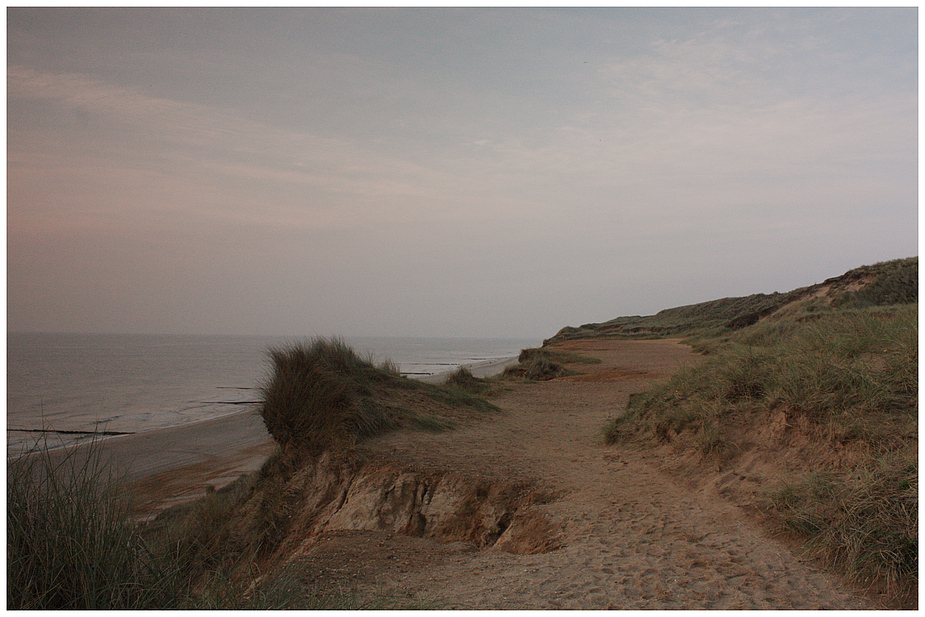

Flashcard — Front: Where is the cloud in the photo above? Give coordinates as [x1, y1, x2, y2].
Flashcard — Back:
[6, 9, 917, 337]
[8, 66, 493, 231]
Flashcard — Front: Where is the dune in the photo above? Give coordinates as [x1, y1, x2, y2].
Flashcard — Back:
[121, 337, 876, 609]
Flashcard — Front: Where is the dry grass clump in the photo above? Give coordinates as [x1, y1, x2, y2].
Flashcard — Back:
[606, 303, 917, 605]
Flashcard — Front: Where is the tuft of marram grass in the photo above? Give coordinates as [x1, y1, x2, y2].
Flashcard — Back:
[444, 366, 490, 394]
[260, 356, 353, 454]
[7, 440, 187, 609]
[769, 456, 917, 604]
[258, 338, 391, 454]
[259, 337, 499, 456]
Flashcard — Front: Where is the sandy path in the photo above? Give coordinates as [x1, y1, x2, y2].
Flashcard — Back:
[84, 337, 873, 607]
[358, 339, 871, 609]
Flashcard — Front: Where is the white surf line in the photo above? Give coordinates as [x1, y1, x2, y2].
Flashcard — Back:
[416, 356, 520, 384]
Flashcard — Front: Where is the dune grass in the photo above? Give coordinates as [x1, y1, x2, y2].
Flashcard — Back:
[500, 347, 602, 381]
[7, 436, 439, 609]
[444, 366, 492, 394]
[7, 440, 188, 609]
[610, 305, 916, 445]
[605, 303, 917, 605]
[259, 338, 400, 453]
[258, 337, 498, 456]
[6, 439, 297, 609]
[767, 455, 917, 605]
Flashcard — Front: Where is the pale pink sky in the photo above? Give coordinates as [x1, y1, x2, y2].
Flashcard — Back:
[7, 8, 918, 338]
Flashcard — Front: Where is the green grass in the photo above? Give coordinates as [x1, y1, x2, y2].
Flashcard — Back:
[611, 304, 916, 444]
[605, 302, 917, 605]
[834, 257, 918, 308]
[768, 456, 917, 606]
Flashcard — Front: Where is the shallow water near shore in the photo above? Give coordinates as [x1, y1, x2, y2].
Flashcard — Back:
[7, 333, 537, 458]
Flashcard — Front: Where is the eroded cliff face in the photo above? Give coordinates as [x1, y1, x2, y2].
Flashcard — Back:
[235, 450, 559, 569]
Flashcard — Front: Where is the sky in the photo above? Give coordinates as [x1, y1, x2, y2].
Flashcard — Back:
[6, 7, 918, 340]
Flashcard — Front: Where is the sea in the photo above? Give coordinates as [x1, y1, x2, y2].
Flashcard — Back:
[7, 333, 538, 458]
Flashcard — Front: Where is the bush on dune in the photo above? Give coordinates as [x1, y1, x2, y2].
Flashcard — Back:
[258, 338, 401, 455]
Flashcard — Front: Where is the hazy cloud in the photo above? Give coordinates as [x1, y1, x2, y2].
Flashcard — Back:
[7, 8, 917, 338]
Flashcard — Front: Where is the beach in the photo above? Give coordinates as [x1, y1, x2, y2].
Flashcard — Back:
[112, 339, 874, 609]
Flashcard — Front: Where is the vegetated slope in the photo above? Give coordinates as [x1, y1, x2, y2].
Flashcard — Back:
[545, 257, 917, 344]
[600, 257, 917, 608]
[139, 339, 524, 604]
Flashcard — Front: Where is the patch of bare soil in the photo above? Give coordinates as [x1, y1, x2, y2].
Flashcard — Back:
[310, 338, 874, 609]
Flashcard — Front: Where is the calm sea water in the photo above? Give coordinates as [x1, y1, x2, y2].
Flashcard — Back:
[7, 333, 537, 457]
